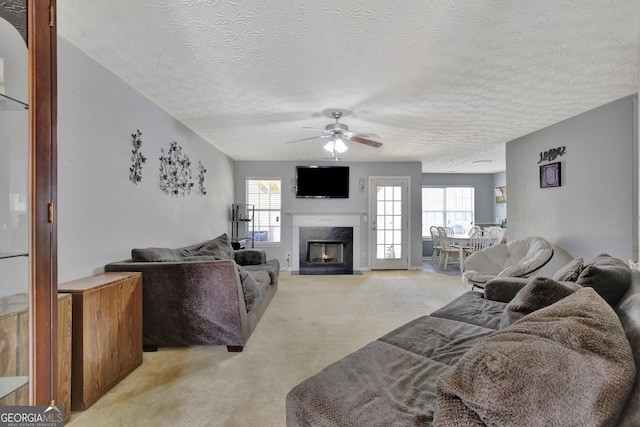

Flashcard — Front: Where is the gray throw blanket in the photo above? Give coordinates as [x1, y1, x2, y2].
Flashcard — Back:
[435, 287, 636, 427]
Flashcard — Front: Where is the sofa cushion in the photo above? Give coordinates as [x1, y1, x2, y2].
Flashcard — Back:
[615, 270, 640, 425]
[378, 315, 495, 366]
[430, 291, 506, 330]
[552, 257, 583, 282]
[242, 259, 280, 284]
[196, 233, 236, 260]
[248, 270, 271, 287]
[499, 276, 581, 329]
[286, 340, 451, 426]
[435, 287, 636, 427]
[576, 253, 631, 306]
[237, 265, 265, 311]
[131, 247, 189, 262]
[180, 255, 223, 262]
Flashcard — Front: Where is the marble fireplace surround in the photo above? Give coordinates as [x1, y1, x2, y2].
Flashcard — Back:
[290, 213, 364, 273]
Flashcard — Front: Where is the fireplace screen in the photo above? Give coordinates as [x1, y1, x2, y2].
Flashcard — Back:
[307, 241, 344, 264]
[299, 226, 353, 274]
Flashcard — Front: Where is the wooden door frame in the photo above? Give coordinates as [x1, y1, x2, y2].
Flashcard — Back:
[28, 0, 58, 405]
[1, 0, 57, 407]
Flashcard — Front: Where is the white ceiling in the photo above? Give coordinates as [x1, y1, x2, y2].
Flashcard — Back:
[57, 1, 639, 173]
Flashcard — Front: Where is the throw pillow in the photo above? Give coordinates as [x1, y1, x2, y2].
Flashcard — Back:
[551, 257, 584, 282]
[196, 233, 236, 260]
[237, 265, 263, 311]
[499, 277, 581, 329]
[436, 287, 636, 427]
[483, 277, 529, 303]
[131, 247, 189, 262]
[576, 253, 631, 306]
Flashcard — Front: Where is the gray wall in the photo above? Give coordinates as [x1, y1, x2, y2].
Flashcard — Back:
[234, 161, 423, 269]
[493, 170, 507, 223]
[506, 95, 637, 274]
[57, 38, 235, 282]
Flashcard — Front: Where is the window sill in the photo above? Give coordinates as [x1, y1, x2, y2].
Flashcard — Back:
[252, 242, 282, 248]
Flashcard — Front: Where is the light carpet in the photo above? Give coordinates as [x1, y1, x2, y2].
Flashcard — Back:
[67, 269, 466, 426]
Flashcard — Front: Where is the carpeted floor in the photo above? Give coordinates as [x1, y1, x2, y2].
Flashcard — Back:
[67, 269, 466, 426]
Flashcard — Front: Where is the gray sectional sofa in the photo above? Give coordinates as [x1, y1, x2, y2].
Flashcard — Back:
[286, 254, 640, 426]
[105, 234, 279, 352]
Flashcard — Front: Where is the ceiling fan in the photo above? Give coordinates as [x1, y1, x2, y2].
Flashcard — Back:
[285, 111, 383, 159]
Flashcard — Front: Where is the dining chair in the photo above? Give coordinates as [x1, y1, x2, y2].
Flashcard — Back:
[486, 227, 505, 245]
[468, 226, 481, 237]
[438, 227, 460, 270]
[430, 226, 442, 263]
[463, 230, 492, 254]
[442, 227, 454, 237]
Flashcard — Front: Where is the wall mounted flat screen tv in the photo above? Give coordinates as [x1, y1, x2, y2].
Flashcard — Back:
[296, 166, 349, 198]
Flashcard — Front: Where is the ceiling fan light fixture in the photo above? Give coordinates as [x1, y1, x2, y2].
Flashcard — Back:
[324, 137, 348, 154]
[334, 138, 348, 153]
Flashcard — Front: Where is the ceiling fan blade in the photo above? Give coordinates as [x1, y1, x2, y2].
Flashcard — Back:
[284, 135, 330, 144]
[347, 131, 381, 140]
[348, 135, 383, 148]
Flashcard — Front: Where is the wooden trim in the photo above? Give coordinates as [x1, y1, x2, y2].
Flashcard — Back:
[27, 0, 57, 405]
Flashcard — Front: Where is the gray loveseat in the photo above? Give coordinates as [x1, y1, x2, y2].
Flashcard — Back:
[287, 254, 640, 426]
[105, 234, 279, 352]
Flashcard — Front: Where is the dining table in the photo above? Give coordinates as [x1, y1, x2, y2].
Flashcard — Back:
[450, 234, 472, 273]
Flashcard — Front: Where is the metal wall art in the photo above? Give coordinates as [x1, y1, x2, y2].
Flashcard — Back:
[198, 161, 207, 196]
[129, 129, 147, 184]
[159, 141, 194, 196]
[538, 146, 566, 163]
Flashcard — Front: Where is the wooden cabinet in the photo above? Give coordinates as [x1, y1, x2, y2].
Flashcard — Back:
[57, 294, 72, 423]
[59, 272, 142, 411]
[0, 294, 29, 407]
[0, 294, 71, 422]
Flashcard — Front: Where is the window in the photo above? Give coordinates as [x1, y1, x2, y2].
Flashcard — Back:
[422, 187, 475, 237]
[246, 179, 281, 243]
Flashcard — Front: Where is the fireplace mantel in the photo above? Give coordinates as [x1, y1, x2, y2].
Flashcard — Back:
[289, 212, 366, 272]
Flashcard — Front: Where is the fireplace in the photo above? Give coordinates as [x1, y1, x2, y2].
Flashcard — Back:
[299, 227, 353, 275]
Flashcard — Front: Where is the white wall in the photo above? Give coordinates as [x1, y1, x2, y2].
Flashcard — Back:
[506, 95, 637, 273]
[57, 37, 235, 283]
[234, 161, 424, 269]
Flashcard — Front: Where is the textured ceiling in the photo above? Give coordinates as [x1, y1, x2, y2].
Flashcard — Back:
[57, 1, 639, 173]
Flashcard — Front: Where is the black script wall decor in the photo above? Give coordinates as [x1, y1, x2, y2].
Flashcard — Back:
[538, 146, 566, 164]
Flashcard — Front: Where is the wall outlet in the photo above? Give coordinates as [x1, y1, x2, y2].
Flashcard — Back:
[362, 251, 367, 258]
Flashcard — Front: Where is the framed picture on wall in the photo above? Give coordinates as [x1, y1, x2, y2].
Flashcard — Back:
[495, 186, 506, 203]
[540, 162, 561, 188]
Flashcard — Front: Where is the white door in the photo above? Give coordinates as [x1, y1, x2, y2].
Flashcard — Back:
[370, 177, 409, 270]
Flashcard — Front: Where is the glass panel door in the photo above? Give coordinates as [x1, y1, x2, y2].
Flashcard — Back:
[370, 178, 409, 270]
[0, 15, 29, 405]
